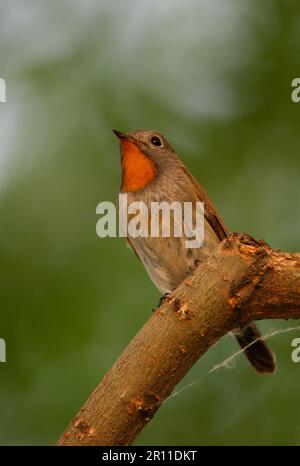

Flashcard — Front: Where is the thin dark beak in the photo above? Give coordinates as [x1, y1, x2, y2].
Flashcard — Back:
[112, 129, 127, 140]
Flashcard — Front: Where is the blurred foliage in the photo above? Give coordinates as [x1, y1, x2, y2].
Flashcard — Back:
[0, 0, 299, 445]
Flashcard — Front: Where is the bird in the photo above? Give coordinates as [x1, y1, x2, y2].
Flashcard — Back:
[113, 128, 276, 374]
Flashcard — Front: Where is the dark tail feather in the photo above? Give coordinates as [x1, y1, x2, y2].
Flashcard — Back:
[234, 323, 276, 374]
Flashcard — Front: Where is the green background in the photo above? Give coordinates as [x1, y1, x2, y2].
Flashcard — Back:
[0, 0, 299, 445]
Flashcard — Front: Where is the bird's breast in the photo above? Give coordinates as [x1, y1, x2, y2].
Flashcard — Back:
[120, 140, 156, 192]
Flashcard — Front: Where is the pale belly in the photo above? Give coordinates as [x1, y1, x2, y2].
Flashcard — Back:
[129, 219, 220, 294]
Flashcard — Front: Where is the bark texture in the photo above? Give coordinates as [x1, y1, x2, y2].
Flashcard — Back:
[58, 233, 300, 446]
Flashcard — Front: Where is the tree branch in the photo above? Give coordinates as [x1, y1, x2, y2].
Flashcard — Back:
[57, 233, 300, 446]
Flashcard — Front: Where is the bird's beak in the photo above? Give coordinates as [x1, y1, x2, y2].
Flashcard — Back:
[112, 129, 128, 140]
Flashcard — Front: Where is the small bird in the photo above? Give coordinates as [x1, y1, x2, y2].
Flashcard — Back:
[113, 129, 276, 374]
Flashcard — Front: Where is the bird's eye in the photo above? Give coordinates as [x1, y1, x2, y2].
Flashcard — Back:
[151, 136, 162, 147]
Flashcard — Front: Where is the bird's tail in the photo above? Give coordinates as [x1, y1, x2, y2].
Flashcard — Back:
[233, 323, 276, 374]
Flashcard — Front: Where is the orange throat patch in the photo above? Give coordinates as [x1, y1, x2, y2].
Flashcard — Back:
[120, 139, 156, 192]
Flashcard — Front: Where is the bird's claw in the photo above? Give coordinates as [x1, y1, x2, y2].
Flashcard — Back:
[158, 293, 170, 307]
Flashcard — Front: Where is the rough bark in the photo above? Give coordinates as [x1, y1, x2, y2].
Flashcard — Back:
[57, 233, 300, 446]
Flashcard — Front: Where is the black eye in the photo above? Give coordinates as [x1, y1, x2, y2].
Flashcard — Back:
[151, 136, 162, 147]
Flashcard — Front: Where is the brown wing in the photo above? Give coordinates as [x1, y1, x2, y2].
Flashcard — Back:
[180, 166, 229, 241]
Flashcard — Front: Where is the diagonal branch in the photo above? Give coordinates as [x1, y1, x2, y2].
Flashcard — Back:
[57, 233, 300, 446]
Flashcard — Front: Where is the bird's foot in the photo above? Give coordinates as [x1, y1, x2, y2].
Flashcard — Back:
[158, 293, 170, 307]
[152, 293, 171, 313]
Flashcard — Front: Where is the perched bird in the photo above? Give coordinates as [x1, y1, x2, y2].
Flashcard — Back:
[113, 129, 276, 374]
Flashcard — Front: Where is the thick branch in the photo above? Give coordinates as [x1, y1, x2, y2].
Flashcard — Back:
[58, 233, 300, 446]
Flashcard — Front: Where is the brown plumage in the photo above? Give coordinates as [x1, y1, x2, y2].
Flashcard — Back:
[114, 129, 276, 374]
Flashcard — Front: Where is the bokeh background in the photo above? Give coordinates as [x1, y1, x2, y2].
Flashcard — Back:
[0, 0, 300, 445]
